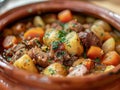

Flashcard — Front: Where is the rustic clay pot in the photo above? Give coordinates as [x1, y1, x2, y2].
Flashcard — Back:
[0, 1, 120, 90]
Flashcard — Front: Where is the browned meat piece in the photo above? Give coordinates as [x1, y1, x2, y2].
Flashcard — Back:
[5, 43, 26, 57]
[54, 50, 70, 63]
[79, 30, 102, 49]
[51, 22, 63, 30]
[12, 23, 26, 35]
[7, 43, 27, 62]
[11, 48, 28, 62]
[27, 46, 49, 67]
[67, 65, 88, 77]
[12, 44, 26, 53]
[25, 38, 41, 48]
[63, 55, 78, 66]
[49, 42, 70, 64]
[64, 20, 84, 32]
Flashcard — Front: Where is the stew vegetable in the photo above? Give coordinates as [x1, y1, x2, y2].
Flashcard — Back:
[1, 10, 120, 77]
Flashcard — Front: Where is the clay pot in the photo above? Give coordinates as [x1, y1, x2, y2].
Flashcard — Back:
[0, 1, 120, 90]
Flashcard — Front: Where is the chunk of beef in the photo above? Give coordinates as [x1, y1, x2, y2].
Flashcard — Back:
[24, 38, 41, 49]
[54, 50, 70, 63]
[5, 43, 26, 61]
[11, 48, 28, 62]
[67, 65, 88, 77]
[12, 43, 26, 53]
[64, 20, 84, 32]
[27, 46, 49, 67]
[63, 56, 78, 66]
[46, 22, 63, 31]
[79, 30, 102, 49]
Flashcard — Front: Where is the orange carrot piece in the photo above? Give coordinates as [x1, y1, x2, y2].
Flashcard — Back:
[3, 36, 17, 49]
[87, 46, 103, 59]
[103, 32, 112, 41]
[58, 10, 73, 23]
[83, 59, 94, 70]
[102, 51, 120, 66]
[24, 27, 44, 40]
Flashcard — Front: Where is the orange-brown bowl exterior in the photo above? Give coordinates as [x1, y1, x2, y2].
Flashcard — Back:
[0, 1, 120, 90]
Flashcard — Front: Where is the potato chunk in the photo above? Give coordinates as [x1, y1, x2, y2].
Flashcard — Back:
[33, 16, 45, 27]
[102, 38, 115, 53]
[104, 65, 115, 72]
[94, 20, 111, 32]
[91, 24, 105, 41]
[64, 31, 83, 55]
[13, 54, 38, 73]
[43, 29, 59, 46]
[43, 63, 67, 77]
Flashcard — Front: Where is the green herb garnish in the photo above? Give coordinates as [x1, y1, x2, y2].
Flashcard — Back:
[56, 51, 66, 57]
[101, 33, 104, 36]
[95, 58, 100, 63]
[48, 59, 52, 63]
[44, 32, 50, 39]
[83, 52, 87, 59]
[58, 30, 67, 39]
[7, 57, 12, 61]
[51, 41, 60, 50]
[34, 39, 41, 47]
[48, 68, 56, 75]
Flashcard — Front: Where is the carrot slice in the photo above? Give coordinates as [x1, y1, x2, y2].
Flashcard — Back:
[87, 46, 103, 59]
[24, 27, 44, 40]
[83, 59, 94, 70]
[3, 35, 17, 49]
[103, 32, 112, 41]
[102, 51, 120, 66]
[58, 10, 73, 23]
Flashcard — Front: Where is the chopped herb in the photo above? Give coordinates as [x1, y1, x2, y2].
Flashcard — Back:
[7, 57, 12, 61]
[64, 66, 70, 70]
[25, 59, 30, 63]
[95, 58, 100, 63]
[83, 52, 87, 59]
[44, 32, 50, 38]
[60, 37, 66, 43]
[48, 59, 52, 63]
[34, 39, 41, 47]
[56, 21, 64, 28]
[65, 39, 71, 47]
[72, 23, 76, 28]
[51, 41, 60, 50]
[56, 51, 66, 57]
[48, 68, 56, 75]
[101, 33, 104, 36]
[58, 30, 67, 39]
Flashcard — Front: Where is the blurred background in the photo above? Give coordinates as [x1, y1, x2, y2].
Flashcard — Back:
[0, 0, 120, 15]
